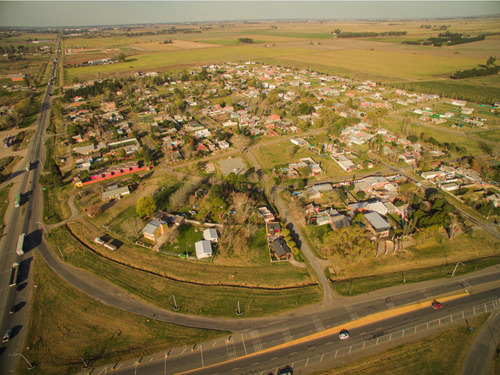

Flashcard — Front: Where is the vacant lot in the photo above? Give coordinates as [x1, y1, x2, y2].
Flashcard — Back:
[46, 223, 321, 317]
[18, 255, 225, 375]
[328, 230, 500, 295]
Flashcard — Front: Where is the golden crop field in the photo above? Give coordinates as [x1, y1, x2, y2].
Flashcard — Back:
[63, 17, 500, 84]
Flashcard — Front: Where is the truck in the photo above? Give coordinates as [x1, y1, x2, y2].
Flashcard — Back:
[16, 233, 25, 256]
[9, 263, 19, 287]
[14, 193, 21, 208]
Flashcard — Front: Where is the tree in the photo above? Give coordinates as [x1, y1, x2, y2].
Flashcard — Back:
[15, 98, 32, 116]
[323, 226, 372, 258]
[486, 56, 496, 66]
[118, 53, 126, 63]
[136, 196, 156, 218]
[238, 38, 254, 44]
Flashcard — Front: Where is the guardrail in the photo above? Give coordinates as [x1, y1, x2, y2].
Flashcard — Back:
[268, 298, 500, 375]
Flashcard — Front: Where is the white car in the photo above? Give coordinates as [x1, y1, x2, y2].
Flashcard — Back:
[339, 329, 350, 340]
[2, 329, 12, 343]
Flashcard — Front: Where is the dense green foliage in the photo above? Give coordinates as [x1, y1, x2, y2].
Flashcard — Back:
[238, 38, 254, 44]
[63, 79, 122, 101]
[402, 32, 486, 47]
[389, 80, 500, 104]
[451, 65, 499, 79]
[337, 31, 407, 38]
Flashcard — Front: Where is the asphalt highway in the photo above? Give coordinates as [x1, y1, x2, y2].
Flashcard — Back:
[86, 287, 500, 375]
[0, 42, 59, 373]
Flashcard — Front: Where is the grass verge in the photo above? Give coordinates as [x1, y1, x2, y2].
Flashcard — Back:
[330, 255, 500, 296]
[42, 186, 71, 225]
[46, 224, 322, 317]
[0, 184, 11, 235]
[319, 314, 489, 375]
[17, 254, 225, 375]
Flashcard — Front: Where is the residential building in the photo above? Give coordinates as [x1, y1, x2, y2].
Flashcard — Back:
[203, 228, 219, 243]
[195, 240, 213, 259]
[100, 185, 130, 200]
[364, 212, 391, 237]
[142, 220, 168, 242]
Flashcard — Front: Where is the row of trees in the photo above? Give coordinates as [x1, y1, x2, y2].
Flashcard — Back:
[451, 56, 497, 79]
[62, 79, 122, 102]
[335, 31, 407, 38]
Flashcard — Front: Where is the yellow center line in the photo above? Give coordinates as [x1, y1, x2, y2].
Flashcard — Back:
[177, 291, 470, 374]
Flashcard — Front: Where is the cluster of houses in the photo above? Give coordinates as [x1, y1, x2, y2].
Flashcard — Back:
[258, 207, 293, 261]
[421, 164, 491, 191]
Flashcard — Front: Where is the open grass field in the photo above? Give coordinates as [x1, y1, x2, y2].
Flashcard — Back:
[331, 255, 500, 296]
[68, 220, 315, 287]
[0, 184, 11, 235]
[328, 230, 500, 296]
[255, 140, 351, 179]
[380, 115, 490, 156]
[319, 314, 489, 375]
[63, 17, 500, 86]
[42, 185, 72, 225]
[46, 222, 321, 317]
[17, 255, 225, 375]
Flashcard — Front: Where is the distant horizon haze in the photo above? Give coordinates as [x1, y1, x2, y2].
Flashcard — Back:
[0, 1, 499, 28]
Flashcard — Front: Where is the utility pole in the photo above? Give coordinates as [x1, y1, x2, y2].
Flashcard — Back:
[236, 300, 242, 315]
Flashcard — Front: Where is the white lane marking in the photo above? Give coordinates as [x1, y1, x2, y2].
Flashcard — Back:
[281, 322, 293, 342]
[250, 329, 264, 352]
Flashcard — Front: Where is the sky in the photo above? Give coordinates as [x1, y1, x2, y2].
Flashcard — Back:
[0, 1, 499, 27]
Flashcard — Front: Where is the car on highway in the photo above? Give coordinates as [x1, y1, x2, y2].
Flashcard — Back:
[339, 329, 350, 340]
[277, 365, 293, 375]
[432, 302, 442, 309]
[2, 329, 12, 343]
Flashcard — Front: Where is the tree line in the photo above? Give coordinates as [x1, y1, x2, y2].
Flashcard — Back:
[62, 79, 122, 102]
[335, 31, 407, 38]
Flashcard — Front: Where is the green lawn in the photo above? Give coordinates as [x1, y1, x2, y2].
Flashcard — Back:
[161, 224, 204, 256]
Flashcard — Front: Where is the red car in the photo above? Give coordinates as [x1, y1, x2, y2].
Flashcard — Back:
[432, 302, 442, 309]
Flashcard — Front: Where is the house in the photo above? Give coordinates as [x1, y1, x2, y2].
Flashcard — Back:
[266, 222, 281, 236]
[218, 140, 230, 149]
[270, 238, 292, 260]
[194, 128, 212, 139]
[100, 185, 130, 201]
[364, 212, 391, 237]
[142, 220, 168, 242]
[316, 215, 331, 226]
[203, 228, 219, 243]
[330, 214, 351, 230]
[195, 240, 213, 259]
[258, 207, 275, 222]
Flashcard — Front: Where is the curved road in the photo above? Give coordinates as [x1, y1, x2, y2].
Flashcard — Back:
[462, 310, 500, 375]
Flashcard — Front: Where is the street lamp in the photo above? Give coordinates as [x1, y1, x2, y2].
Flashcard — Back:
[33, 158, 44, 170]
[36, 221, 49, 237]
[170, 295, 179, 310]
[9, 353, 35, 370]
[451, 262, 465, 277]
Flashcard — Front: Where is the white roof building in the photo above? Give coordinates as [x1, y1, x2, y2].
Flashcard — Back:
[203, 228, 219, 243]
[195, 240, 213, 259]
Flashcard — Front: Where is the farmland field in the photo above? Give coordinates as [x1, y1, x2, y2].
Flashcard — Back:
[63, 17, 500, 86]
